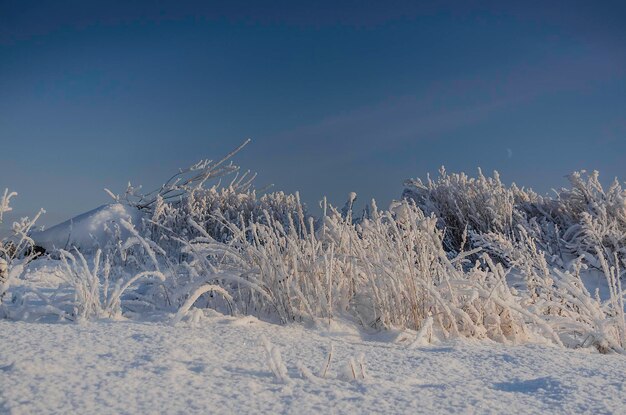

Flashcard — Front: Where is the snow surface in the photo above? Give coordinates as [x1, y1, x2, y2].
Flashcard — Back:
[1, 316, 625, 414]
[31, 204, 144, 252]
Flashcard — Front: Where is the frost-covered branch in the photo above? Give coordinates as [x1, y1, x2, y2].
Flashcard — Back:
[117, 139, 253, 211]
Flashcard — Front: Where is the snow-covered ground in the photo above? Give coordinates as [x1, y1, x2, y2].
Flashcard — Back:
[1, 315, 625, 414]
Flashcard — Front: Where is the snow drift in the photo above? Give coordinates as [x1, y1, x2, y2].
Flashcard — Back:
[31, 203, 144, 253]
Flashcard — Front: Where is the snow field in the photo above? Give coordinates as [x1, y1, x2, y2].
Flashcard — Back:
[1, 316, 625, 414]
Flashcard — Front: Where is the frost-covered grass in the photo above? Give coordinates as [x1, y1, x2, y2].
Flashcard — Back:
[3, 149, 626, 413]
[403, 168, 626, 273]
[3, 146, 626, 356]
[1, 189, 44, 302]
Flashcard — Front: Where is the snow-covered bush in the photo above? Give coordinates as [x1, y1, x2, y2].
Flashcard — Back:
[8, 138, 624, 355]
[12, 142, 311, 321]
[1, 189, 44, 304]
[170, 196, 538, 344]
[56, 247, 166, 320]
[402, 167, 531, 253]
[5, 218, 169, 322]
[403, 169, 626, 273]
[400, 168, 626, 352]
[504, 228, 626, 353]
[102, 138, 311, 252]
[539, 171, 626, 271]
[147, 187, 309, 252]
[114, 139, 253, 210]
[14, 186, 624, 352]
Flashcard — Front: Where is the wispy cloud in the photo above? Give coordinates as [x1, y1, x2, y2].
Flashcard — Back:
[264, 46, 622, 167]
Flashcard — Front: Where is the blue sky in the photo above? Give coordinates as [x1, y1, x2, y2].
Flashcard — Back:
[1, 1, 625, 228]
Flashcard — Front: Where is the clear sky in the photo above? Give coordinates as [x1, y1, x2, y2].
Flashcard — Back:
[1, 0, 625, 229]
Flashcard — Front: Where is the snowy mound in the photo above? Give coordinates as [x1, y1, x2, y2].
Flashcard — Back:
[32, 203, 145, 252]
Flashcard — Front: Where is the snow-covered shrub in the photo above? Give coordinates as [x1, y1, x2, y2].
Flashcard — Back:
[172, 195, 536, 344]
[3, 217, 168, 321]
[147, 187, 309, 252]
[57, 248, 165, 320]
[351, 201, 535, 343]
[174, 190, 620, 351]
[1, 189, 44, 304]
[514, 233, 626, 353]
[540, 171, 626, 271]
[542, 258, 625, 353]
[32, 165, 620, 351]
[403, 169, 626, 273]
[0, 189, 14, 286]
[7, 137, 624, 355]
[14, 142, 310, 321]
[471, 220, 626, 353]
[114, 139, 253, 210]
[168, 199, 319, 322]
[402, 167, 531, 253]
[102, 139, 310, 255]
